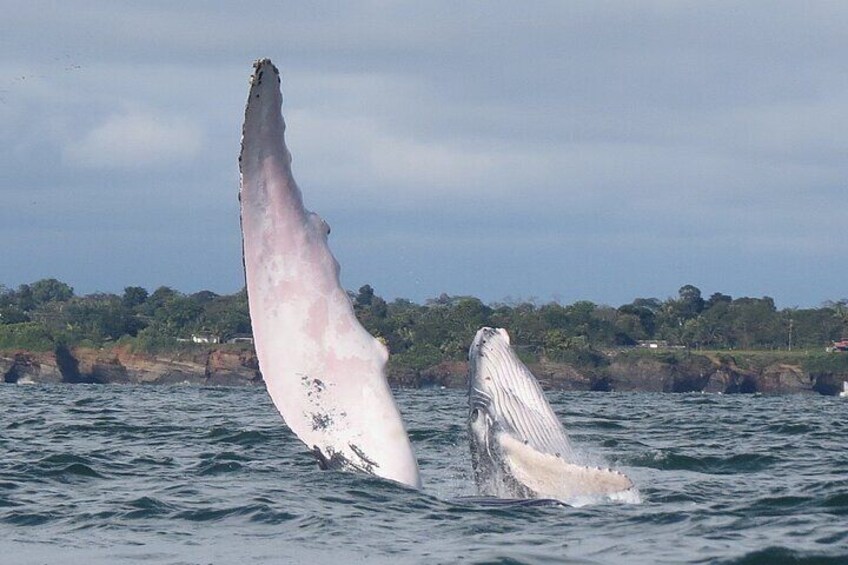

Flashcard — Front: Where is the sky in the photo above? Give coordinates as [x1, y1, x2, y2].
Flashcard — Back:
[1, 1, 846, 308]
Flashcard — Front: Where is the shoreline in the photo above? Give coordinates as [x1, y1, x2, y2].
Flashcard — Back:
[3, 345, 846, 395]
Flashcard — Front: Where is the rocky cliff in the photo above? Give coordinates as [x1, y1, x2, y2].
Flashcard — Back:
[2, 346, 261, 386]
[2, 347, 846, 395]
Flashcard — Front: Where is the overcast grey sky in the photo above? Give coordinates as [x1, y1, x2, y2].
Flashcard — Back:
[1, 1, 846, 307]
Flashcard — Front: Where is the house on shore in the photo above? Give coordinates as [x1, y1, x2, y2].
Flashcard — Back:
[226, 333, 254, 345]
[191, 332, 221, 344]
[637, 340, 669, 349]
[827, 339, 848, 352]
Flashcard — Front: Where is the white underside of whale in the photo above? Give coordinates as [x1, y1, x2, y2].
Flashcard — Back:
[239, 59, 420, 489]
[469, 327, 640, 505]
[498, 434, 640, 506]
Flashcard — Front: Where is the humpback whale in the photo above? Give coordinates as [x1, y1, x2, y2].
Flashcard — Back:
[468, 327, 639, 505]
[239, 59, 421, 489]
[238, 59, 639, 505]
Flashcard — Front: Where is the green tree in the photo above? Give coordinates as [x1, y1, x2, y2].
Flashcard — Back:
[65, 294, 146, 342]
[14, 284, 35, 311]
[355, 285, 376, 308]
[191, 290, 219, 304]
[353, 285, 391, 344]
[122, 286, 149, 309]
[728, 297, 780, 349]
[490, 302, 546, 354]
[440, 297, 492, 358]
[383, 298, 423, 354]
[618, 302, 657, 338]
[542, 331, 607, 367]
[676, 284, 705, 320]
[705, 292, 732, 310]
[827, 300, 848, 338]
[30, 278, 74, 304]
[791, 306, 843, 348]
[201, 290, 251, 338]
[0, 322, 54, 351]
[691, 299, 732, 348]
[0, 305, 30, 325]
[153, 295, 204, 336]
[144, 286, 179, 315]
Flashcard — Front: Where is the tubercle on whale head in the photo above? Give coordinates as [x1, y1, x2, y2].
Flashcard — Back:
[470, 327, 511, 356]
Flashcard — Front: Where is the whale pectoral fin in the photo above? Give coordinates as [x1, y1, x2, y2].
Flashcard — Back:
[239, 59, 421, 490]
[499, 434, 635, 502]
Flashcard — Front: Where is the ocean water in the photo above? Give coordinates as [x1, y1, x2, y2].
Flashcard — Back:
[1, 385, 846, 565]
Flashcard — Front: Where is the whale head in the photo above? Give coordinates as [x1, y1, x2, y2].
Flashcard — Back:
[467, 327, 639, 505]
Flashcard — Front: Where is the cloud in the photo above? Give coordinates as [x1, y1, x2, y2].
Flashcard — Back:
[1, 2, 847, 306]
[64, 111, 202, 169]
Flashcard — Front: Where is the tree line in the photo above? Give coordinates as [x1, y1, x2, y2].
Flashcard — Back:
[0, 279, 249, 352]
[1, 279, 846, 370]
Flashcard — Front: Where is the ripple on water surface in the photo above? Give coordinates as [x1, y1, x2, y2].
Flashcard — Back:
[1, 385, 847, 564]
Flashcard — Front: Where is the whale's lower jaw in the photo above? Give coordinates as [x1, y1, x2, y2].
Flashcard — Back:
[471, 427, 639, 506]
[496, 434, 640, 506]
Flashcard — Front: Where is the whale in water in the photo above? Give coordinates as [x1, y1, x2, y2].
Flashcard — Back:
[468, 327, 639, 505]
[238, 59, 638, 504]
[239, 59, 421, 489]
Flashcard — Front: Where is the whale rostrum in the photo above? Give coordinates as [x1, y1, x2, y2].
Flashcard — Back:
[468, 327, 640, 505]
[239, 59, 421, 489]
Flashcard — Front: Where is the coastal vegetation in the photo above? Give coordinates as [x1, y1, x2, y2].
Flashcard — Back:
[1, 279, 846, 375]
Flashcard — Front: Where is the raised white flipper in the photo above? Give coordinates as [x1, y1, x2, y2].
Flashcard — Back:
[239, 59, 420, 489]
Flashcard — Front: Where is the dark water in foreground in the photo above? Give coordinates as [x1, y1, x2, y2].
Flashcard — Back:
[1, 385, 847, 564]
